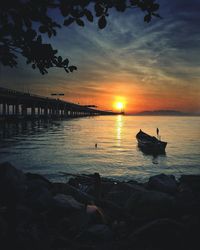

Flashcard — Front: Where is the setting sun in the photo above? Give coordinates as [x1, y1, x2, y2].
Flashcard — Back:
[115, 102, 124, 110]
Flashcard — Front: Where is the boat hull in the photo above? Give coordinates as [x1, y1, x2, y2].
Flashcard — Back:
[136, 130, 167, 154]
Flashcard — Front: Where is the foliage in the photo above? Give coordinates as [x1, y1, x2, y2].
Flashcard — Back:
[0, 0, 160, 74]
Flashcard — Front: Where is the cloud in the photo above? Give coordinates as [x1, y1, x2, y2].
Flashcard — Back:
[0, 0, 199, 112]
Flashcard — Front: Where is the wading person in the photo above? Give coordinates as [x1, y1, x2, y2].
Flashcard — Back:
[157, 128, 159, 139]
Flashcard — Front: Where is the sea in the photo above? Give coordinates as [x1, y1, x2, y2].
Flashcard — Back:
[0, 115, 199, 182]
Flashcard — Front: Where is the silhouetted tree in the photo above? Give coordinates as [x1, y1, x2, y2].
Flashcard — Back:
[0, 0, 160, 74]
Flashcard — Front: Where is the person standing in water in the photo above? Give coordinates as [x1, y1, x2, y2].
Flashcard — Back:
[157, 128, 160, 139]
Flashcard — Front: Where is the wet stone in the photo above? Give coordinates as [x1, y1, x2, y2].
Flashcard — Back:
[129, 218, 185, 250]
[148, 174, 177, 194]
[53, 194, 84, 211]
[126, 190, 177, 219]
[78, 224, 113, 242]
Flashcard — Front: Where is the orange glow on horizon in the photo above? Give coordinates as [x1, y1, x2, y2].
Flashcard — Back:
[50, 78, 199, 114]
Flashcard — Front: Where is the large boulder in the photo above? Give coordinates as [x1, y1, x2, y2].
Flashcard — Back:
[0, 162, 27, 204]
[26, 173, 52, 190]
[0, 216, 7, 242]
[129, 218, 185, 250]
[148, 174, 177, 194]
[106, 182, 146, 207]
[175, 183, 199, 215]
[125, 190, 177, 219]
[78, 224, 113, 242]
[24, 182, 53, 211]
[179, 175, 200, 193]
[0, 162, 26, 185]
[86, 205, 106, 225]
[15, 217, 51, 250]
[53, 194, 84, 212]
[181, 215, 200, 250]
[52, 182, 93, 204]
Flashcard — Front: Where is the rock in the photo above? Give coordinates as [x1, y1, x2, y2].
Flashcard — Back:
[16, 219, 51, 250]
[15, 205, 34, 225]
[179, 175, 200, 193]
[106, 190, 129, 207]
[181, 215, 200, 250]
[148, 174, 177, 194]
[99, 181, 115, 199]
[0, 162, 26, 184]
[106, 182, 146, 207]
[56, 217, 72, 236]
[25, 183, 53, 211]
[78, 224, 113, 242]
[175, 183, 197, 215]
[0, 162, 27, 204]
[53, 194, 84, 212]
[126, 190, 177, 219]
[26, 173, 52, 189]
[87, 224, 113, 241]
[0, 216, 7, 241]
[129, 218, 185, 250]
[51, 237, 72, 250]
[97, 199, 124, 222]
[86, 205, 106, 225]
[52, 182, 94, 204]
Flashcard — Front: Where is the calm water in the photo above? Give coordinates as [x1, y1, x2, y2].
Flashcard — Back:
[0, 116, 199, 182]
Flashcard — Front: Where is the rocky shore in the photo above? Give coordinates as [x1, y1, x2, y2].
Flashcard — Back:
[0, 162, 200, 250]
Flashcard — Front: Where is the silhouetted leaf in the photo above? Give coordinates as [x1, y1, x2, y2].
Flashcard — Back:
[58, 56, 62, 63]
[25, 29, 37, 40]
[130, 0, 140, 6]
[144, 14, 151, 23]
[152, 13, 161, 18]
[138, 2, 146, 11]
[64, 68, 69, 73]
[39, 26, 47, 33]
[115, 1, 126, 12]
[60, 1, 70, 16]
[64, 17, 74, 26]
[95, 3, 104, 17]
[71, 9, 84, 18]
[48, 30, 52, 38]
[152, 3, 160, 11]
[68, 66, 77, 72]
[52, 29, 57, 36]
[76, 19, 84, 27]
[37, 35, 42, 43]
[63, 58, 69, 66]
[98, 16, 107, 29]
[24, 18, 32, 28]
[84, 9, 93, 22]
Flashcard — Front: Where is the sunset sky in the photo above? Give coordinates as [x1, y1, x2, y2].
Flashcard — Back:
[0, 0, 200, 114]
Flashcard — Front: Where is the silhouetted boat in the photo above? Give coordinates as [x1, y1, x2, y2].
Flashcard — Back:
[136, 130, 167, 154]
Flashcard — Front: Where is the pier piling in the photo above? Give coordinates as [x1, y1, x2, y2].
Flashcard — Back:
[0, 87, 122, 120]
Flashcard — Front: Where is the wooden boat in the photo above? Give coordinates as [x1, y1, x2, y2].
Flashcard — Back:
[136, 130, 167, 154]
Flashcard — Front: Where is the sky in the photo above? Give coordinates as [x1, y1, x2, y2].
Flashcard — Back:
[0, 0, 200, 113]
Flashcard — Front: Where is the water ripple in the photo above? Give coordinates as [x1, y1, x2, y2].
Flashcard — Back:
[0, 116, 200, 181]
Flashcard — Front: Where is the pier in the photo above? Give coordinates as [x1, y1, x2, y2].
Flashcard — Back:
[0, 87, 120, 119]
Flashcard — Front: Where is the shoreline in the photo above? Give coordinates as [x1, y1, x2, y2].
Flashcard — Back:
[0, 162, 199, 250]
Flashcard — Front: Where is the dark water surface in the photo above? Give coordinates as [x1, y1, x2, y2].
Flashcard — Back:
[0, 116, 199, 182]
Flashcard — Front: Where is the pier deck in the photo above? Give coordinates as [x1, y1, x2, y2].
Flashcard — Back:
[0, 87, 120, 119]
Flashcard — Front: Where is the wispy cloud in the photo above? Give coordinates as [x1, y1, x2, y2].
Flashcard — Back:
[0, 0, 199, 112]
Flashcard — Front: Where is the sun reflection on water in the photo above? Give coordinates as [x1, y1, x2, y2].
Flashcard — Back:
[115, 115, 123, 147]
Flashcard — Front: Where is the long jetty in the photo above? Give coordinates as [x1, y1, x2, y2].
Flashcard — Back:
[0, 87, 120, 119]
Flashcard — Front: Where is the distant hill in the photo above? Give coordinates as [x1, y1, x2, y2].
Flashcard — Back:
[134, 110, 198, 116]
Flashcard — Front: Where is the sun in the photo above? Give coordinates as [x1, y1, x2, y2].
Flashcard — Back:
[115, 102, 124, 110]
